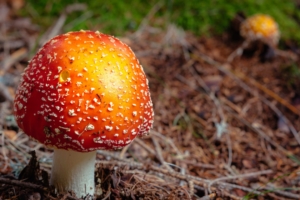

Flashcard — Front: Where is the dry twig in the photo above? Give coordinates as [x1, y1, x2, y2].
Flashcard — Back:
[0, 177, 47, 191]
[133, 1, 164, 38]
[207, 169, 273, 193]
[151, 136, 174, 172]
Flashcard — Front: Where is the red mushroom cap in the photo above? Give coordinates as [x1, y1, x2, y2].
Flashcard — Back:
[14, 30, 154, 152]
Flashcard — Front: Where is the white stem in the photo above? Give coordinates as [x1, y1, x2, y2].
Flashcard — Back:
[50, 149, 96, 197]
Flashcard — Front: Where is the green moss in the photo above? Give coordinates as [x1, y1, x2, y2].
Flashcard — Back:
[280, 63, 300, 87]
[21, 0, 300, 42]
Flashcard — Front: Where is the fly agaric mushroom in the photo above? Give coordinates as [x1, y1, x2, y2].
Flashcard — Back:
[228, 14, 280, 62]
[240, 14, 280, 47]
[13, 30, 154, 197]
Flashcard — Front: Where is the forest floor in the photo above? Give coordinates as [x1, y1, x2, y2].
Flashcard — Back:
[1, 2, 300, 200]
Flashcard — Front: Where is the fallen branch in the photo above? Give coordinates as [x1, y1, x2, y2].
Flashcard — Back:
[0, 177, 86, 200]
[0, 177, 47, 191]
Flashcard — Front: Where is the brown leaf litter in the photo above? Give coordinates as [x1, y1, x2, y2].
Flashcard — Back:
[1, 3, 300, 200]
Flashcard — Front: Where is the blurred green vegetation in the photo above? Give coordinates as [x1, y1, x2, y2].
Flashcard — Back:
[281, 63, 300, 87]
[22, 0, 300, 42]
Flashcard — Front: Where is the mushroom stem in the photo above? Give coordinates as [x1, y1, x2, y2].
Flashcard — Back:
[50, 149, 96, 197]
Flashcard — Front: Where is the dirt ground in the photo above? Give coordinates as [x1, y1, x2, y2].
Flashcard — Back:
[1, 2, 300, 200]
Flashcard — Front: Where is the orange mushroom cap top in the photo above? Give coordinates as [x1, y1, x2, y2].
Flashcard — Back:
[240, 14, 280, 46]
[14, 30, 154, 152]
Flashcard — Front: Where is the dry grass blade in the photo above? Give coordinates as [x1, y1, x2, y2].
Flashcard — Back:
[0, 82, 13, 102]
[133, 1, 164, 38]
[39, 3, 87, 46]
[150, 130, 184, 158]
[1, 48, 27, 73]
[134, 137, 156, 155]
[151, 136, 175, 172]
[227, 39, 250, 62]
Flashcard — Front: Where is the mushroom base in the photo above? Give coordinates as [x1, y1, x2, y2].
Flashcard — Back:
[50, 149, 96, 197]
